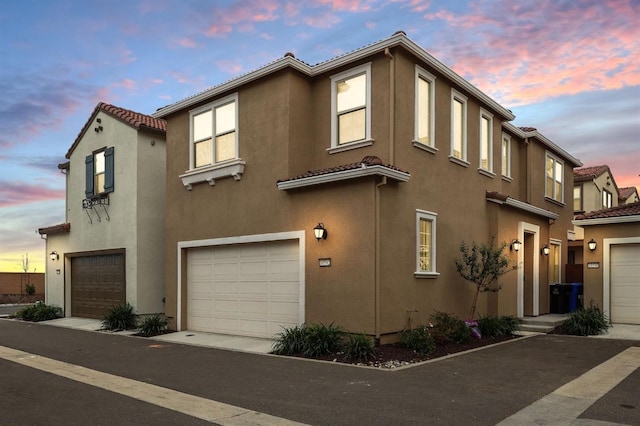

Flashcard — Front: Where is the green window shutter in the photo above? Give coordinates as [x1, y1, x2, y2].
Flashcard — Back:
[105, 146, 114, 193]
[85, 154, 94, 197]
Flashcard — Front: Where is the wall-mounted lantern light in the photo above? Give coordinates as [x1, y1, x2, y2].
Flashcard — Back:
[510, 239, 521, 252]
[49, 251, 59, 261]
[588, 239, 597, 251]
[541, 245, 550, 256]
[313, 223, 328, 241]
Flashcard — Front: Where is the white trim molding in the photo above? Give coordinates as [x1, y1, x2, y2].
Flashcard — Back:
[517, 222, 540, 318]
[277, 165, 410, 190]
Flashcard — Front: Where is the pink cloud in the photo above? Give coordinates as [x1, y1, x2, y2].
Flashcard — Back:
[423, 0, 640, 106]
[305, 11, 341, 28]
[179, 37, 198, 48]
[317, 0, 372, 12]
[0, 181, 65, 208]
[205, 0, 280, 37]
[216, 59, 245, 75]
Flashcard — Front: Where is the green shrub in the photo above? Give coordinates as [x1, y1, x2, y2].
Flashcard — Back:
[302, 323, 343, 357]
[399, 326, 436, 355]
[102, 302, 137, 331]
[138, 314, 168, 336]
[343, 333, 376, 361]
[25, 283, 36, 296]
[430, 311, 472, 344]
[562, 304, 609, 336]
[478, 314, 521, 337]
[272, 324, 308, 355]
[15, 302, 61, 322]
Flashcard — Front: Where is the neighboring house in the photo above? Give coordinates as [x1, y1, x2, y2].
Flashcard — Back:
[619, 187, 640, 205]
[573, 165, 620, 217]
[38, 103, 166, 320]
[573, 202, 640, 325]
[153, 31, 581, 342]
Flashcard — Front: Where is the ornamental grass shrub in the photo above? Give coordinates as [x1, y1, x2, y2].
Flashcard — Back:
[102, 302, 137, 331]
[562, 304, 609, 336]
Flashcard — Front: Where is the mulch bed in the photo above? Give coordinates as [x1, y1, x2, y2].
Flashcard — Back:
[288, 334, 520, 368]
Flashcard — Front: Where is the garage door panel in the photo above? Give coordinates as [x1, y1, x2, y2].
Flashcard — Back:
[611, 244, 640, 325]
[187, 240, 301, 338]
[71, 253, 125, 320]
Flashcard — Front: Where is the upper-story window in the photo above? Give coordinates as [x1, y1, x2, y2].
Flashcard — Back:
[190, 94, 238, 169]
[545, 152, 564, 203]
[573, 186, 583, 212]
[85, 147, 114, 198]
[414, 66, 436, 152]
[501, 133, 511, 178]
[330, 63, 372, 152]
[450, 89, 468, 164]
[479, 109, 493, 173]
[602, 189, 613, 208]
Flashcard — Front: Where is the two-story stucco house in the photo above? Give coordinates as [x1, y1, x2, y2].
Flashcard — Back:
[153, 32, 581, 342]
[38, 102, 166, 319]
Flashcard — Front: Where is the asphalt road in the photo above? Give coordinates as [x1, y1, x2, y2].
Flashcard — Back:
[0, 319, 638, 425]
[0, 305, 23, 316]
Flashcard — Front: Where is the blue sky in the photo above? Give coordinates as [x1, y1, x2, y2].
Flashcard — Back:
[1, 0, 638, 272]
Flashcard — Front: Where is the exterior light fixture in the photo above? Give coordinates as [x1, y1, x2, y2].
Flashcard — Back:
[541, 245, 550, 256]
[49, 251, 59, 261]
[588, 239, 597, 251]
[313, 223, 328, 241]
[510, 239, 521, 252]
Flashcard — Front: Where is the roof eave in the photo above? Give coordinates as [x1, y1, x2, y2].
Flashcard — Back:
[572, 215, 640, 226]
[502, 122, 582, 167]
[277, 165, 410, 191]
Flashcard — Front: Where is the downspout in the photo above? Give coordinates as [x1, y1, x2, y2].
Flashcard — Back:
[375, 176, 387, 342]
[384, 47, 395, 165]
[524, 137, 531, 203]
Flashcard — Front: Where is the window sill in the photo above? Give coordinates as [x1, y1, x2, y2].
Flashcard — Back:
[448, 156, 470, 168]
[414, 272, 440, 279]
[327, 139, 374, 154]
[501, 175, 513, 183]
[180, 159, 246, 190]
[412, 141, 438, 155]
[544, 196, 565, 207]
[478, 168, 495, 178]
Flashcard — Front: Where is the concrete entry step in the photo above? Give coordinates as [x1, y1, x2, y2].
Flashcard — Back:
[518, 314, 568, 333]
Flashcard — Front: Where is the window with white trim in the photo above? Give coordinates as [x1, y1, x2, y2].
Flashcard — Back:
[415, 210, 438, 278]
[190, 94, 238, 169]
[501, 133, 511, 177]
[479, 109, 493, 172]
[545, 152, 564, 203]
[573, 186, 582, 212]
[450, 89, 467, 162]
[330, 63, 372, 150]
[548, 241, 561, 284]
[602, 189, 613, 208]
[414, 66, 436, 150]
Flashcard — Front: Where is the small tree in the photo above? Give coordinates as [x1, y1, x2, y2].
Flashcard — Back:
[21, 253, 30, 296]
[455, 239, 517, 320]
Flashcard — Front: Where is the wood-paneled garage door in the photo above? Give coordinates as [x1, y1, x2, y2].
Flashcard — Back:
[187, 240, 301, 338]
[610, 244, 640, 324]
[71, 253, 125, 319]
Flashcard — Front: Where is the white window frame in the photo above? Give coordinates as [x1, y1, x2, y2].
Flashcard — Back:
[413, 66, 437, 154]
[449, 89, 468, 166]
[415, 210, 439, 279]
[548, 239, 562, 285]
[602, 189, 613, 208]
[180, 93, 245, 190]
[545, 152, 565, 204]
[501, 132, 512, 180]
[478, 108, 494, 176]
[329, 63, 373, 154]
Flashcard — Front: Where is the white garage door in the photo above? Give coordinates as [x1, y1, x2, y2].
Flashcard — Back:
[610, 244, 640, 324]
[187, 240, 302, 338]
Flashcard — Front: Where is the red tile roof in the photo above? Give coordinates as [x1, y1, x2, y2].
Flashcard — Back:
[574, 201, 640, 220]
[574, 165, 611, 182]
[277, 156, 408, 183]
[66, 102, 166, 159]
[619, 186, 639, 201]
[518, 126, 538, 132]
[37, 223, 71, 235]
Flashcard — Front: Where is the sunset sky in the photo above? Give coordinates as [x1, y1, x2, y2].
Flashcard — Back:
[1, 0, 638, 273]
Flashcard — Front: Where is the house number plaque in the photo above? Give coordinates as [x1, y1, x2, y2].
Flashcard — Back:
[319, 258, 331, 267]
[587, 262, 600, 269]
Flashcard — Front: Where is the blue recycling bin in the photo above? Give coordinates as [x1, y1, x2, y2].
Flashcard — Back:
[567, 283, 583, 312]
